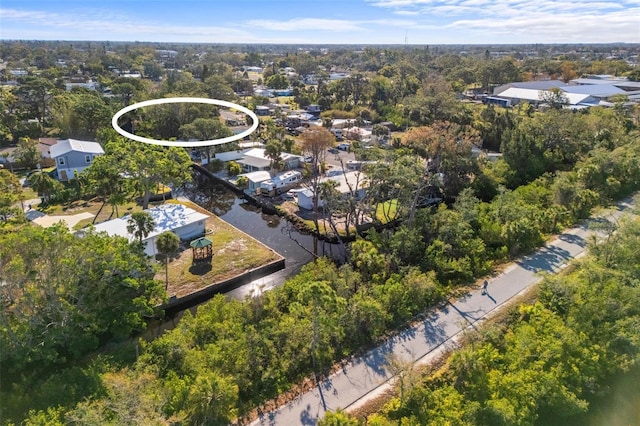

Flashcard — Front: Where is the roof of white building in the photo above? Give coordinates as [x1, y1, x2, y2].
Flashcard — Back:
[90, 204, 209, 243]
[563, 92, 598, 106]
[495, 80, 566, 95]
[50, 139, 104, 157]
[561, 84, 626, 97]
[497, 87, 544, 102]
[498, 87, 598, 106]
[243, 148, 302, 163]
[571, 75, 629, 84]
[320, 171, 369, 194]
[344, 126, 372, 138]
[239, 170, 272, 183]
[237, 155, 271, 169]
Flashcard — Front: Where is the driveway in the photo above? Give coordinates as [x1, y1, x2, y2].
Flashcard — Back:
[250, 197, 636, 425]
[324, 149, 355, 168]
[32, 212, 95, 231]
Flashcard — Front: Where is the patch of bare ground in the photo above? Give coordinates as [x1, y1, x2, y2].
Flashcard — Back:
[154, 201, 282, 298]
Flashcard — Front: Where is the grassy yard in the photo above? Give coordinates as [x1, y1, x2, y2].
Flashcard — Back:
[279, 198, 399, 238]
[40, 198, 142, 229]
[37, 184, 172, 229]
[156, 201, 282, 298]
[246, 71, 262, 81]
[21, 186, 38, 201]
[376, 199, 399, 223]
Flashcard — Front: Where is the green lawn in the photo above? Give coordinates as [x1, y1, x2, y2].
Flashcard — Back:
[21, 186, 38, 200]
[376, 199, 399, 223]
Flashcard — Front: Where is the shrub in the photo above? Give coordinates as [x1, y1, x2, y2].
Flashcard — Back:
[227, 161, 242, 176]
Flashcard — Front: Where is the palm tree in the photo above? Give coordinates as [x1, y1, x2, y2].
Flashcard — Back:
[126, 211, 155, 245]
[156, 231, 180, 291]
[28, 171, 60, 203]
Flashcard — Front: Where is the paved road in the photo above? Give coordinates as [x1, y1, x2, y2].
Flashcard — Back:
[250, 198, 635, 426]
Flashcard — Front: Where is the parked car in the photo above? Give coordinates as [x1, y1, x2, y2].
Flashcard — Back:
[337, 143, 350, 151]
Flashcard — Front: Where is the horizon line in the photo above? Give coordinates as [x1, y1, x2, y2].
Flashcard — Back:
[2, 39, 638, 47]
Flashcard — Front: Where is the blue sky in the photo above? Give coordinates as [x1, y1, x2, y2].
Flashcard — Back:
[1, 0, 638, 45]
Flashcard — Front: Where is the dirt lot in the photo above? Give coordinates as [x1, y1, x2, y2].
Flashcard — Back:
[155, 202, 283, 298]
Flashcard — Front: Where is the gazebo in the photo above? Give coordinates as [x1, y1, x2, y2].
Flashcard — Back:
[190, 237, 213, 264]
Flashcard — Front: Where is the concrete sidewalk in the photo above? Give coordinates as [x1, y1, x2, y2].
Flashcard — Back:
[250, 198, 635, 425]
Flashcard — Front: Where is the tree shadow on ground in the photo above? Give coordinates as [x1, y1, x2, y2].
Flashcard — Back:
[360, 340, 395, 378]
[421, 311, 449, 345]
[558, 232, 586, 247]
[448, 301, 486, 323]
[300, 403, 317, 425]
[516, 244, 570, 273]
[188, 262, 212, 275]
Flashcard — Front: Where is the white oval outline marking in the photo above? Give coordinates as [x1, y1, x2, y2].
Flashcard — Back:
[111, 97, 259, 147]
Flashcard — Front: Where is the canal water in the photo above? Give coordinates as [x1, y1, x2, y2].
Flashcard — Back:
[144, 179, 345, 337]
[180, 179, 347, 299]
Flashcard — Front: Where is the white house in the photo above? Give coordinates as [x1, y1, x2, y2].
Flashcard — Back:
[50, 139, 104, 181]
[237, 148, 302, 172]
[0, 147, 17, 166]
[297, 171, 368, 210]
[64, 79, 99, 91]
[156, 49, 178, 58]
[255, 105, 271, 116]
[215, 148, 250, 163]
[90, 204, 209, 257]
[243, 66, 263, 73]
[343, 127, 372, 142]
[239, 170, 272, 193]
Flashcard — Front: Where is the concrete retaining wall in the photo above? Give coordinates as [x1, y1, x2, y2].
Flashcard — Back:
[161, 257, 286, 315]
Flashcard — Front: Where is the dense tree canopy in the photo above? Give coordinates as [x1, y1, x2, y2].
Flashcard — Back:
[0, 168, 23, 221]
[0, 224, 163, 374]
[402, 121, 480, 199]
[98, 138, 192, 209]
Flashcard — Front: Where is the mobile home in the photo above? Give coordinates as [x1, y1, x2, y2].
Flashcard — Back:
[259, 170, 302, 196]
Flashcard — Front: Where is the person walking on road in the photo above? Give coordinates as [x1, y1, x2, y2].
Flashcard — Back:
[481, 280, 488, 295]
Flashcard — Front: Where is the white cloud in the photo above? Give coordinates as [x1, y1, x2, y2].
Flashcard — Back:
[447, 8, 640, 43]
[368, 0, 633, 17]
[394, 10, 421, 15]
[247, 18, 365, 32]
[367, 0, 435, 6]
[0, 8, 254, 42]
[366, 18, 418, 26]
[365, 0, 640, 42]
[246, 17, 416, 32]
